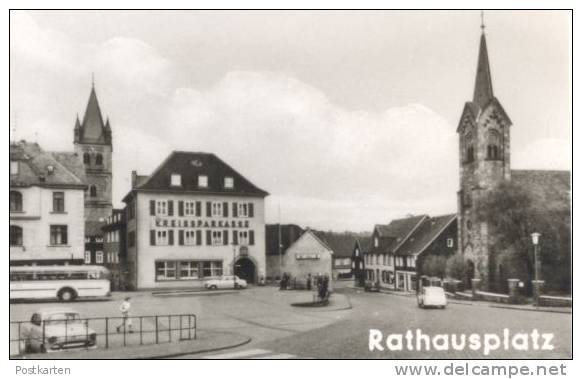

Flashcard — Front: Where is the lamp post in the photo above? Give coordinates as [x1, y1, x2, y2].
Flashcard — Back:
[232, 244, 237, 287]
[531, 232, 541, 281]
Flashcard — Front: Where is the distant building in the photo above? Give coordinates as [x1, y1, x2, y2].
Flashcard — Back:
[313, 232, 358, 280]
[278, 229, 333, 282]
[352, 237, 371, 287]
[122, 151, 269, 289]
[10, 141, 86, 266]
[265, 224, 304, 280]
[101, 209, 127, 290]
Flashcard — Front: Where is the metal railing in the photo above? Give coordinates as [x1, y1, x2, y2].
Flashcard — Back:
[10, 314, 196, 357]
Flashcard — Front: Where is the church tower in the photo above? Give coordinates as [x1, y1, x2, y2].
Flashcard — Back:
[74, 81, 113, 235]
[457, 18, 512, 290]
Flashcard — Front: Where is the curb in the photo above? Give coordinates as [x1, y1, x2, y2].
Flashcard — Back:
[150, 334, 252, 359]
[488, 304, 572, 315]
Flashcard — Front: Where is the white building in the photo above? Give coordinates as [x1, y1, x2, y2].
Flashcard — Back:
[10, 142, 86, 265]
[123, 151, 269, 290]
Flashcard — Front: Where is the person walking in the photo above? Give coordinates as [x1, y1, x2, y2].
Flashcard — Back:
[116, 296, 133, 333]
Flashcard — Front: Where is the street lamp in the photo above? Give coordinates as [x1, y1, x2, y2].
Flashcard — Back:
[232, 244, 237, 287]
[531, 232, 541, 281]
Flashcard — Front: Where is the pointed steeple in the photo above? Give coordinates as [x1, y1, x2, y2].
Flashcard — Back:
[472, 19, 494, 110]
[79, 80, 108, 144]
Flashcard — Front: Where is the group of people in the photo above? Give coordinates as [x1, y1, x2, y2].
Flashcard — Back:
[279, 273, 330, 301]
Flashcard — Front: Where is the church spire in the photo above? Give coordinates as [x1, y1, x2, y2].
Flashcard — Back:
[79, 79, 108, 145]
[472, 12, 494, 110]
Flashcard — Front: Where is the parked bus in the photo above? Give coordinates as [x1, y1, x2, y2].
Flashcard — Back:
[10, 265, 111, 302]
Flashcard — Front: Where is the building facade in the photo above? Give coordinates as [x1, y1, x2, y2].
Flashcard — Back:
[278, 229, 334, 282]
[314, 231, 357, 280]
[122, 151, 268, 290]
[265, 224, 304, 280]
[10, 142, 86, 266]
[73, 83, 114, 263]
[101, 209, 127, 290]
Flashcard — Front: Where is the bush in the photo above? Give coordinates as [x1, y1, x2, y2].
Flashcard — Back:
[421, 255, 447, 279]
[446, 255, 466, 280]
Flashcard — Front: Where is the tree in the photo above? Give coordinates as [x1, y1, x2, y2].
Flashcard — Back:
[421, 255, 447, 279]
[477, 181, 571, 294]
[446, 254, 466, 280]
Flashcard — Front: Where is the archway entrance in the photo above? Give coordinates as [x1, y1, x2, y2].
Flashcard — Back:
[235, 257, 256, 284]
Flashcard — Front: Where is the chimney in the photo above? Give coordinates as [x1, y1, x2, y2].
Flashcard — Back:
[131, 170, 137, 188]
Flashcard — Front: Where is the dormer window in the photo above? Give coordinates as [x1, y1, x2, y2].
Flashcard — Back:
[170, 173, 182, 187]
[10, 161, 19, 175]
[47, 165, 54, 175]
[198, 175, 208, 188]
[224, 177, 234, 189]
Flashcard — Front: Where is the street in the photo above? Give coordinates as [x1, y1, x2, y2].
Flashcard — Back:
[10, 287, 572, 359]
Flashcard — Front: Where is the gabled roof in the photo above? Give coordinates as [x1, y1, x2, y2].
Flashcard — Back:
[373, 215, 427, 253]
[124, 151, 269, 201]
[10, 141, 85, 188]
[285, 229, 333, 255]
[395, 214, 457, 257]
[355, 236, 373, 254]
[313, 231, 358, 258]
[511, 170, 571, 211]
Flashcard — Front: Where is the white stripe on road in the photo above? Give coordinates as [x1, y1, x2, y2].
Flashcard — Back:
[203, 349, 271, 359]
[251, 353, 296, 359]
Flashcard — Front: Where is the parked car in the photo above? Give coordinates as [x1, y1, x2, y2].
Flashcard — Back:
[204, 275, 247, 290]
[20, 308, 97, 353]
[417, 286, 447, 309]
[364, 280, 380, 292]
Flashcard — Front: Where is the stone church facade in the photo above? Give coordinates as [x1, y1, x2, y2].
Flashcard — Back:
[457, 26, 570, 291]
[73, 83, 114, 262]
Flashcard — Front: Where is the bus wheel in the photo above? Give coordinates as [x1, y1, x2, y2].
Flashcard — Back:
[58, 288, 77, 302]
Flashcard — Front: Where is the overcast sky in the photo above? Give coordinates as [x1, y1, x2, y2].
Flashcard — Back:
[9, 10, 571, 231]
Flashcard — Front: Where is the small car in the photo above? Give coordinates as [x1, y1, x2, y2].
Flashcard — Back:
[19, 308, 97, 353]
[204, 275, 247, 290]
[417, 286, 447, 309]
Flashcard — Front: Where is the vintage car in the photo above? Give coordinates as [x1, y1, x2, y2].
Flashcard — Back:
[19, 308, 97, 353]
[417, 286, 448, 309]
[204, 275, 247, 290]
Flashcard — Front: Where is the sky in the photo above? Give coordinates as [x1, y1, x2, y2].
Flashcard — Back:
[9, 10, 572, 232]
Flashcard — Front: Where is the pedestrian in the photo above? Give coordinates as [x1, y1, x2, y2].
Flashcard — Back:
[116, 296, 133, 333]
[306, 273, 312, 291]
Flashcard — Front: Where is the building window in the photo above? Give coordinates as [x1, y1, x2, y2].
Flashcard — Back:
[95, 154, 103, 165]
[238, 230, 249, 245]
[211, 202, 223, 217]
[464, 132, 474, 163]
[156, 261, 177, 281]
[156, 230, 168, 245]
[185, 201, 195, 215]
[179, 261, 199, 280]
[198, 175, 208, 188]
[224, 177, 234, 189]
[185, 230, 196, 245]
[84, 251, 91, 264]
[447, 238, 454, 248]
[202, 261, 223, 277]
[90, 185, 97, 198]
[487, 130, 502, 160]
[83, 153, 90, 164]
[95, 251, 104, 264]
[10, 160, 19, 175]
[238, 203, 249, 218]
[10, 225, 23, 246]
[10, 191, 22, 212]
[50, 225, 68, 245]
[408, 257, 416, 268]
[374, 237, 379, 248]
[212, 230, 223, 245]
[156, 201, 167, 216]
[170, 173, 182, 187]
[52, 192, 65, 212]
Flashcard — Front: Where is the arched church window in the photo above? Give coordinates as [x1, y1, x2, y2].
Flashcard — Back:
[464, 193, 472, 208]
[95, 154, 103, 165]
[487, 130, 501, 160]
[83, 153, 90, 165]
[464, 133, 474, 163]
[90, 185, 97, 198]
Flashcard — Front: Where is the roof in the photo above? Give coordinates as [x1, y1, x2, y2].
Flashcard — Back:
[10, 141, 85, 189]
[473, 32, 494, 110]
[511, 170, 571, 211]
[78, 85, 110, 145]
[313, 231, 358, 258]
[355, 236, 373, 253]
[374, 215, 427, 252]
[86, 221, 106, 237]
[395, 214, 457, 257]
[286, 229, 333, 254]
[265, 224, 304, 256]
[124, 151, 269, 201]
